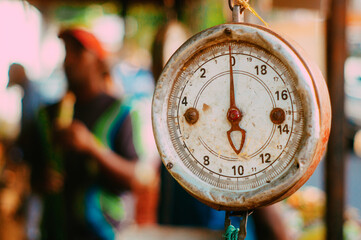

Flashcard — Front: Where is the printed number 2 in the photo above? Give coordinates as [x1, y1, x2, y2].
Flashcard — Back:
[200, 68, 206, 78]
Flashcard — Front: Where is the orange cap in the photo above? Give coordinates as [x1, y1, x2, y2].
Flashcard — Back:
[59, 28, 108, 60]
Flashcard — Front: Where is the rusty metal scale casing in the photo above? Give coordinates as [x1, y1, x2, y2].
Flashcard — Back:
[152, 22, 331, 211]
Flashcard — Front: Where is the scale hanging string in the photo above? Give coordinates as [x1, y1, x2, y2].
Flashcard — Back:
[228, 0, 269, 27]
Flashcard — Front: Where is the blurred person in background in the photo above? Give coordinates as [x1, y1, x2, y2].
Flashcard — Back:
[111, 44, 160, 225]
[7, 63, 42, 151]
[32, 28, 139, 240]
[3, 63, 43, 240]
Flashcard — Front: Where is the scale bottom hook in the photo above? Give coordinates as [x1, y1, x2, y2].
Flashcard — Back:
[224, 210, 252, 240]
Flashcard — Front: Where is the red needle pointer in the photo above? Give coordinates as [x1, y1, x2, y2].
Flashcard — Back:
[227, 45, 246, 154]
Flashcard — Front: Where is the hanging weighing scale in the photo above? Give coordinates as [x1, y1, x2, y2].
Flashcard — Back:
[152, 1, 331, 238]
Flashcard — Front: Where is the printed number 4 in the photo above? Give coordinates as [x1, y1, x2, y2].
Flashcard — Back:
[182, 97, 188, 106]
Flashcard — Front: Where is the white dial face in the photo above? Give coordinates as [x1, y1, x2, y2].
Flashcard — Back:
[167, 41, 304, 190]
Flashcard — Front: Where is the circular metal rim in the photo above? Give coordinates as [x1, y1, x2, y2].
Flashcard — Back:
[152, 23, 331, 210]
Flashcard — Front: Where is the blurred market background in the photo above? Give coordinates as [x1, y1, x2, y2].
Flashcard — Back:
[0, 0, 360, 239]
